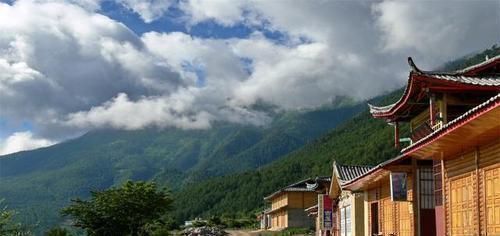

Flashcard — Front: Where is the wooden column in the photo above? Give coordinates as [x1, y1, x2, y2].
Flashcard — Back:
[441, 94, 448, 124]
[412, 158, 419, 236]
[429, 95, 436, 126]
[440, 155, 447, 236]
[475, 147, 481, 236]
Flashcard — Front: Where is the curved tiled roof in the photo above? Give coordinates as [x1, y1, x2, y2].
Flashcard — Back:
[264, 176, 331, 200]
[368, 56, 500, 118]
[333, 162, 373, 184]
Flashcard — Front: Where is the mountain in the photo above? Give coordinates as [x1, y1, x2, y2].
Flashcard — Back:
[0, 98, 363, 231]
[171, 89, 402, 221]
[171, 45, 500, 221]
[1, 45, 498, 232]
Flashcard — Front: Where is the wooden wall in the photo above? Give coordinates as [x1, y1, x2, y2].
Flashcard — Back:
[444, 140, 500, 236]
[270, 209, 288, 230]
[288, 192, 317, 209]
[367, 174, 415, 236]
[271, 193, 288, 211]
[269, 191, 318, 230]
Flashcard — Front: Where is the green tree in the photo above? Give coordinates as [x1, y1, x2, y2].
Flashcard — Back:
[44, 227, 73, 236]
[62, 181, 173, 236]
[0, 199, 31, 236]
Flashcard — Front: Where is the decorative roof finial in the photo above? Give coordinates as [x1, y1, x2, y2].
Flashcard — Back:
[407, 57, 422, 73]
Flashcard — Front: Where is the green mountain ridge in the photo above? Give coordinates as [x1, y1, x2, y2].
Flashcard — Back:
[0, 99, 363, 231]
[0, 45, 498, 232]
[170, 45, 500, 221]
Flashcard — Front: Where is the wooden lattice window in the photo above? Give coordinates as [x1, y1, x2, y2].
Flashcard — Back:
[485, 167, 500, 235]
[450, 175, 474, 236]
[420, 167, 435, 209]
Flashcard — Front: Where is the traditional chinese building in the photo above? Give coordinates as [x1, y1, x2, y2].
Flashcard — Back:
[363, 56, 500, 236]
[328, 162, 372, 236]
[264, 177, 331, 231]
[341, 155, 423, 236]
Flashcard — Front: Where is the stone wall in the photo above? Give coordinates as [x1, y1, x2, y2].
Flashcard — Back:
[287, 208, 315, 228]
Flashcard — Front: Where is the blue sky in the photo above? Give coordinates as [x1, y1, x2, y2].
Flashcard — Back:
[0, 0, 498, 155]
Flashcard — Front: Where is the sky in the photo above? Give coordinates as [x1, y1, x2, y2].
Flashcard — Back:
[0, 0, 498, 155]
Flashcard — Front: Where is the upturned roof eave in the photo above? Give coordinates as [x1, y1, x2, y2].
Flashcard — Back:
[369, 56, 500, 122]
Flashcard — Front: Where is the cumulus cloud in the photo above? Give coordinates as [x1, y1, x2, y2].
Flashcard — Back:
[0, 0, 183, 136]
[373, 0, 500, 63]
[0, 0, 498, 153]
[180, 0, 247, 26]
[65, 92, 213, 130]
[117, 0, 175, 23]
[0, 132, 54, 156]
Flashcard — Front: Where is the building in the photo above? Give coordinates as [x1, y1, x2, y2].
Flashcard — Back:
[264, 177, 331, 231]
[361, 56, 500, 236]
[341, 156, 423, 236]
[328, 162, 372, 236]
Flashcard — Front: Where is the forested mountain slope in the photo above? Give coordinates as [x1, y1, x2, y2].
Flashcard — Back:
[0, 98, 362, 230]
[171, 45, 500, 221]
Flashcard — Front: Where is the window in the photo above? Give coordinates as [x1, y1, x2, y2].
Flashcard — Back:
[340, 205, 352, 236]
[420, 167, 435, 209]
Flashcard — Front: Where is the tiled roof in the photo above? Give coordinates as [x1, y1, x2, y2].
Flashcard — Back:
[427, 54, 500, 76]
[264, 176, 331, 200]
[401, 93, 500, 153]
[368, 103, 396, 114]
[334, 162, 373, 184]
[425, 75, 500, 86]
[368, 56, 500, 116]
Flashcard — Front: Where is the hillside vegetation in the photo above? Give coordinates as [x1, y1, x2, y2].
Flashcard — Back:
[171, 45, 500, 221]
[0, 45, 497, 232]
[0, 98, 362, 231]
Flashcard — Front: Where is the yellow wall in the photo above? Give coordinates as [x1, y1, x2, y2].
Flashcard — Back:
[268, 191, 318, 230]
[338, 191, 366, 236]
[270, 209, 288, 230]
[366, 174, 415, 236]
[288, 192, 317, 209]
[444, 140, 500, 236]
[271, 193, 288, 211]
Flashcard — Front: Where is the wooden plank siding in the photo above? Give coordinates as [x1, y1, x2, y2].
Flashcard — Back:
[288, 192, 317, 209]
[444, 140, 500, 236]
[480, 141, 500, 236]
[268, 191, 318, 230]
[366, 174, 415, 236]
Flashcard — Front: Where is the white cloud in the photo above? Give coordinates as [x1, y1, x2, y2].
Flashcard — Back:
[0, 131, 54, 156]
[118, 0, 175, 23]
[0, 0, 498, 153]
[65, 91, 213, 130]
[180, 0, 247, 26]
[373, 0, 500, 62]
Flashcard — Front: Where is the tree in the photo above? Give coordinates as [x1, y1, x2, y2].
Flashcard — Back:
[44, 227, 73, 236]
[62, 181, 173, 236]
[0, 199, 31, 236]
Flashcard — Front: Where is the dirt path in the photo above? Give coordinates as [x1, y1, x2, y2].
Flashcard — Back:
[226, 230, 260, 236]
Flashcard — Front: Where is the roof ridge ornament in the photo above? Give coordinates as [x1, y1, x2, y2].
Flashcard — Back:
[407, 57, 422, 74]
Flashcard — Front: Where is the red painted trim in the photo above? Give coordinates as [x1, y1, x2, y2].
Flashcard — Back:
[372, 74, 416, 119]
[463, 59, 499, 76]
[372, 73, 499, 120]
